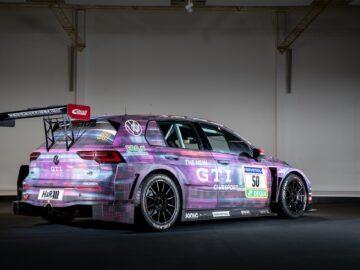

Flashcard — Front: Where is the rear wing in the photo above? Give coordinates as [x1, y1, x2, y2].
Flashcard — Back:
[0, 104, 91, 151]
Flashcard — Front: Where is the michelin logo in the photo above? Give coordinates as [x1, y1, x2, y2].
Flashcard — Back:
[244, 167, 263, 174]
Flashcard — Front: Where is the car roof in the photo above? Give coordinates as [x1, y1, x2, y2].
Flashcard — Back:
[95, 114, 253, 147]
[98, 114, 223, 126]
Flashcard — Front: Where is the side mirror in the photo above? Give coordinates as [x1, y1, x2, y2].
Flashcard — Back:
[252, 148, 265, 160]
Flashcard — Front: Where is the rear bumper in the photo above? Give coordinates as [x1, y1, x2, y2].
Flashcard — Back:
[13, 200, 135, 224]
[13, 201, 92, 217]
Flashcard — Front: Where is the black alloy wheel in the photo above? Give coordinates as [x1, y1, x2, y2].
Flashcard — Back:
[278, 174, 308, 218]
[140, 174, 180, 230]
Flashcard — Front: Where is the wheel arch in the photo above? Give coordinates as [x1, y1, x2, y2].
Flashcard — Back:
[137, 168, 184, 209]
[277, 169, 312, 205]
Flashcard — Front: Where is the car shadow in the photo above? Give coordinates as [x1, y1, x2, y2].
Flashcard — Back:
[33, 213, 328, 234]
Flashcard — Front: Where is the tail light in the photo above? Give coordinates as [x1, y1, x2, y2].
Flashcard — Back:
[76, 186, 102, 192]
[30, 152, 40, 161]
[77, 151, 124, 164]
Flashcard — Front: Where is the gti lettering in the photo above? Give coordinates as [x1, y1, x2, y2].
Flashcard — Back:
[196, 168, 232, 183]
[51, 166, 62, 173]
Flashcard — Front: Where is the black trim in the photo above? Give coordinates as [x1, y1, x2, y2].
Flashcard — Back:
[182, 207, 274, 222]
[128, 174, 140, 200]
[269, 167, 278, 202]
[12, 201, 92, 217]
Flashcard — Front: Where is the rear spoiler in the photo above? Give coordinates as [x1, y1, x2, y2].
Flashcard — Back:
[0, 104, 91, 151]
[0, 104, 90, 127]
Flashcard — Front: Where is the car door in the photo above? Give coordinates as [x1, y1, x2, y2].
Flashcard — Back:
[197, 122, 271, 211]
[156, 120, 218, 210]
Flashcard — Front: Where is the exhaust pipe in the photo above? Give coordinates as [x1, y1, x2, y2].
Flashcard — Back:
[46, 204, 54, 215]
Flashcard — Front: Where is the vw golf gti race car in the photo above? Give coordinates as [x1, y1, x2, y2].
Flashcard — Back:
[0, 104, 312, 230]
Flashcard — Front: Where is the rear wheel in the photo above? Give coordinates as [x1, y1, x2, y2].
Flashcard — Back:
[277, 174, 307, 218]
[140, 174, 180, 230]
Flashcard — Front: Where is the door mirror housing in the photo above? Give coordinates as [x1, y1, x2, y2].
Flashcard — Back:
[252, 148, 265, 160]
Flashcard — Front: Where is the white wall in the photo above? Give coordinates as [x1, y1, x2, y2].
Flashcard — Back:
[277, 9, 360, 196]
[0, 9, 75, 195]
[0, 7, 359, 196]
[85, 11, 276, 153]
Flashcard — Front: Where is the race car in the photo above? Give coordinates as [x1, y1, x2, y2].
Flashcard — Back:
[1, 104, 312, 230]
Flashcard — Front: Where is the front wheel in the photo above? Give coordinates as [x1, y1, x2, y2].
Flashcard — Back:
[277, 174, 308, 219]
[140, 174, 181, 230]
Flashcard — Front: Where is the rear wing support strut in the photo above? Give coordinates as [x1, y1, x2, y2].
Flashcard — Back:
[0, 104, 91, 152]
[43, 115, 75, 151]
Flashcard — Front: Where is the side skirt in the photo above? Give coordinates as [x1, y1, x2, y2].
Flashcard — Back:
[181, 207, 275, 222]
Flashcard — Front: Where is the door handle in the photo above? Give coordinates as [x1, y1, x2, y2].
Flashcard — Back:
[217, 160, 230, 165]
[165, 155, 179, 161]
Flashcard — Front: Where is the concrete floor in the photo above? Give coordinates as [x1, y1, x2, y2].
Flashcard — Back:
[0, 202, 359, 270]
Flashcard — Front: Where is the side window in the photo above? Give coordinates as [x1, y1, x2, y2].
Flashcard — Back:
[200, 123, 252, 156]
[223, 130, 253, 157]
[157, 121, 201, 150]
[200, 123, 230, 153]
[177, 123, 200, 150]
[158, 122, 180, 148]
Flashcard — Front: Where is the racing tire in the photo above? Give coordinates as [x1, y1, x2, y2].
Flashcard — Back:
[17, 165, 29, 200]
[41, 210, 75, 224]
[140, 174, 181, 231]
[277, 174, 308, 219]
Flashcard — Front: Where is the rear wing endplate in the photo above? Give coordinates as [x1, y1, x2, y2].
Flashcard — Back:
[0, 104, 91, 151]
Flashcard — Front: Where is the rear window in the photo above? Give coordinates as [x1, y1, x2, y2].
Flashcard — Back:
[48, 119, 119, 147]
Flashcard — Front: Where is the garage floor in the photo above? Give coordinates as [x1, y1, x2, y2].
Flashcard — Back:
[0, 202, 359, 270]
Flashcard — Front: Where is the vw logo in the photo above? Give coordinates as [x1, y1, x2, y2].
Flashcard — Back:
[124, 120, 142, 136]
[53, 155, 60, 165]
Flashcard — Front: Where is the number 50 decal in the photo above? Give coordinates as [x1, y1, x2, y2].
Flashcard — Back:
[252, 175, 260, 187]
[243, 166, 268, 199]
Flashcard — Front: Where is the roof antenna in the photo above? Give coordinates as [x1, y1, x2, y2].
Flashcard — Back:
[124, 105, 127, 116]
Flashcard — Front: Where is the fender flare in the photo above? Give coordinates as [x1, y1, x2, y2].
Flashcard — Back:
[133, 165, 186, 208]
[275, 169, 312, 204]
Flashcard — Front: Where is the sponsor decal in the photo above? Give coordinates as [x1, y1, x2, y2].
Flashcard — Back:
[196, 168, 232, 183]
[125, 145, 147, 153]
[244, 166, 263, 174]
[213, 184, 241, 191]
[185, 159, 209, 166]
[38, 189, 64, 201]
[259, 209, 270, 215]
[67, 104, 91, 121]
[243, 166, 268, 199]
[241, 210, 250, 215]
[125, 120, 142, 136]
[71, 108, 87, 116]
[97, 131, 111, 142]
[212, 211, 230, 218]
[8, 108, 64, 119]
[185, 212, 199, 219]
